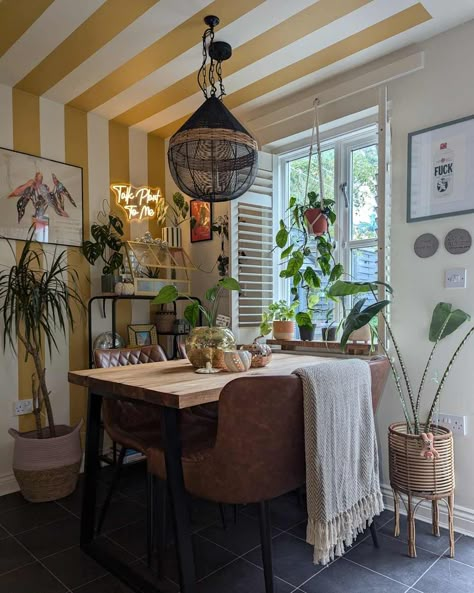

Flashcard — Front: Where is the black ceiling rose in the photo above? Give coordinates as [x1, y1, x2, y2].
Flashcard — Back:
[167, 15, 258, 203]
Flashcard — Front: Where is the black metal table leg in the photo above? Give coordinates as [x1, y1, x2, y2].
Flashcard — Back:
[161, 407, 197, 593]
[80, 391, 102, 547]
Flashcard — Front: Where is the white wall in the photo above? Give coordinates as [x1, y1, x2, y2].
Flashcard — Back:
[378, 20, 474, 522]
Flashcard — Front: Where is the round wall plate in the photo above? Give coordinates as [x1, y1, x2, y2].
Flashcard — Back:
[445, 228, 472, 254]
[414, 233, 439, 258]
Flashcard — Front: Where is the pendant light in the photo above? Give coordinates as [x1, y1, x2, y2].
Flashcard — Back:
[167, 15, 258, 203]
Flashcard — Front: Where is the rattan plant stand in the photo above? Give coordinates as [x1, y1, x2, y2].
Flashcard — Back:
[389, 422, 455, 558]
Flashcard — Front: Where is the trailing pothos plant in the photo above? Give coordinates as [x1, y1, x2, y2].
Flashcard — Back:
[153, 277, 240, 328]
[328, 279, 473, 435]
[275, 191, 343, 328]
[82, 210, 124, 275]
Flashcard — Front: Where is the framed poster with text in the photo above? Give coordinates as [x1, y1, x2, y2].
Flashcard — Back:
[0, 147, 83, 246]
[407, 115, 474, 222]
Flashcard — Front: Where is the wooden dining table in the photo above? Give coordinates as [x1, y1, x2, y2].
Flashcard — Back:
[68, 353, 333, 593]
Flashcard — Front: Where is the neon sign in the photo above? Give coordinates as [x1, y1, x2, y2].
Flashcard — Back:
[111, 184, 164, 222]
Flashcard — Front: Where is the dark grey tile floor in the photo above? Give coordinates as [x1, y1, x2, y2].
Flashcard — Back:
[0, 462, 472, 593]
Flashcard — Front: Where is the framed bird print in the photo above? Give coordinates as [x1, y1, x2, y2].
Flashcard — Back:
[0, 147, 83, 246]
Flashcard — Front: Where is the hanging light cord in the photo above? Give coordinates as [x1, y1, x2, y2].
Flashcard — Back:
[304, 98, 324, 210]
[197, 24, 225, 99]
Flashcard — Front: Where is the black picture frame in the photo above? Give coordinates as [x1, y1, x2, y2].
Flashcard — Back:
[190, 199, 213, 243]
[0, 146, 84, 247]
[407, 114, 474, 223]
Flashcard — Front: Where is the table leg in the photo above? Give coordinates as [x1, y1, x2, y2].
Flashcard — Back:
[80, 391, 102, 547]
[161, 407, 196, 593]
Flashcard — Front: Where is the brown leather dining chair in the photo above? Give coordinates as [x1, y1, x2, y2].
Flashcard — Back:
[147, 357, 390, 592]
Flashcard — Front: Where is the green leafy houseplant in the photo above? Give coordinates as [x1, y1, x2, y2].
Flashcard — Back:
[328, 280, 473, 435]
[0, 232, 84, 437]
[153, 277, 240, 327]
[212, 215, 229, 277]
[166, 191, 190, 227]
[258, 300, 299, 340]
[82, 212, 124, 275]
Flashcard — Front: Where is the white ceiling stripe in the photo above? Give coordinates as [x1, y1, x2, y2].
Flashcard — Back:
[134, 0, 415, 132]
[93, 0, 316, 119]
[45, 0, 214, 105]
[0, 0, 105, 87]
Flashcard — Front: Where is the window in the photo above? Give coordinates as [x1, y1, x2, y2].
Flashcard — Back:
[280, 126, 379, 335]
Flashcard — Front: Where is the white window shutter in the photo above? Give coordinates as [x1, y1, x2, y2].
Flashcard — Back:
[230, 152, 274, 344]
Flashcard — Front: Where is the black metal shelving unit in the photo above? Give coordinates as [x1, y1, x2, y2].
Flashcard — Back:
[87, 292, 202, 465]
[87, 293, 202, 367]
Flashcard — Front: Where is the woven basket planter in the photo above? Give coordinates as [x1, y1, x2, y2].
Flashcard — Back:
[389, 422, 455, 498]
[9, 422, 83, 503]
[156, 309, 176, 333]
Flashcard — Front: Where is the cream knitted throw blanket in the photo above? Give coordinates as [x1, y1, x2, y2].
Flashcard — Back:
[293, 359, 384, 565]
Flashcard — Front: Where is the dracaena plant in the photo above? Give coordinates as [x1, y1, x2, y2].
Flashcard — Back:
[328, 280, 473, 435]
[0, 230, 84, 438]
[153, 277, 240, 328]
[275, 191, 343, 323]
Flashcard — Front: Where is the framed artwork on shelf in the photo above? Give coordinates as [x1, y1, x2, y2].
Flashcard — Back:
[127, 324, 158, 347]
[0, 146, 83, 246]
[190, 199, 212, 242]
[407, 115, 474, 222]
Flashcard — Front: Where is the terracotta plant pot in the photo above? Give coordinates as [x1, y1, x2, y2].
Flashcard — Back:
[272, 320, 295, 340]
[9, 422, 83, 502]
[304, 208, 328, 236]
[299, 324, 315, 341]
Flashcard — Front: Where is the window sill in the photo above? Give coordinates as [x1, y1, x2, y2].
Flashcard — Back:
[266, 339, 372, 357]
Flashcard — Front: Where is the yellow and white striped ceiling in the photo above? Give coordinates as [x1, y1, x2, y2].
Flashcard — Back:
[1, 0, 473, 139]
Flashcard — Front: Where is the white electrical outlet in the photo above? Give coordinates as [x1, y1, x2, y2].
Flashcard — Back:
[13, 399, 33, 416]
[432, 413, 467, 435]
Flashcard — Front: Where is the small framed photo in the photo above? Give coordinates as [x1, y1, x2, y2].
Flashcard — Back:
[190, 199, 212, 242]
[407, 115, 474, 222]
[127, 324, 158, 347]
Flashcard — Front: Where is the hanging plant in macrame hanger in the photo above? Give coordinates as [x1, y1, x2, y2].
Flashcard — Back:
[303, 99, 333, 237]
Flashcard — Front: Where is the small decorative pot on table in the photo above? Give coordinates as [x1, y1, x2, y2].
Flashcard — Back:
[239, 343, 272, 367]
[388, 422, 455, 558]
[185, 326, 236, 369]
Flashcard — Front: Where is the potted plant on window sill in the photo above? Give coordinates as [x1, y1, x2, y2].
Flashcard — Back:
[162, 191, 190, 248]
[153, 277, 240, 368]
[2, 231, 85, 502]
[82, 208, 125, 293]
[329, 279, 472, 557]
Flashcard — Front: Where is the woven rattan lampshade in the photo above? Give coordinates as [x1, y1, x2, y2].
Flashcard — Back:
[168, 96, 258, 202]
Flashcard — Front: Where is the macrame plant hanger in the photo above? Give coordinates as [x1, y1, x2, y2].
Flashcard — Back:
[303, 98, 327, 236]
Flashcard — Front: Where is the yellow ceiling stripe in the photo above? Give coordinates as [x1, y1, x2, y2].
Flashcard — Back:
[153, 3, 431, 138]
[16, 0, 161, 97]
[0, 0, 55, 59]
[68, 0, 264, 113]
[113, 0, 373, 127]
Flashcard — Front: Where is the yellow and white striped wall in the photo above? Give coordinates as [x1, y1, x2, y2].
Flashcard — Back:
[0, 85, 165, 494]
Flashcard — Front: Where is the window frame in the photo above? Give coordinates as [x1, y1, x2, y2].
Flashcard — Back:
[276, 125, 379, 328]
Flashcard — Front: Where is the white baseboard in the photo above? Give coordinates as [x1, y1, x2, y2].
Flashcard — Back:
[381, 483, 474, 537]
[0, 472, 19, 496]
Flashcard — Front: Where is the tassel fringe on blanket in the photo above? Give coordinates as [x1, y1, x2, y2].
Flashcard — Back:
[307, 491, 384, 565]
